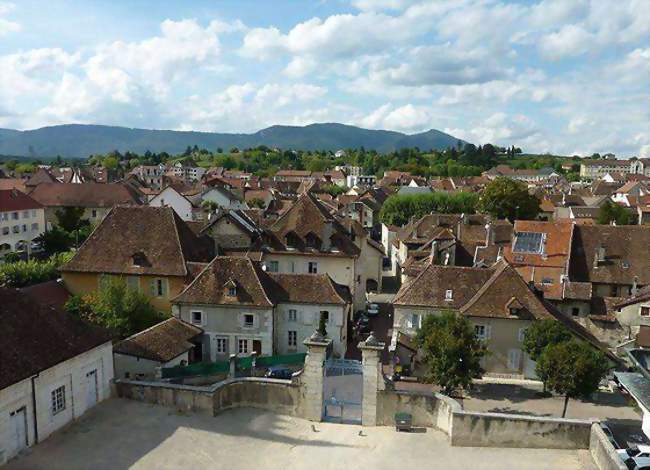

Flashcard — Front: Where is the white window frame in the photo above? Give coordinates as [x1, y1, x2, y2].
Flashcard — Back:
[307, 261, 318, 274]
[190, 310, 204, 326]
[238, 339, 249, 354]
[475, 324, 490, 341]
[288, 330, 297, 348]
[243, 313, 255, 329]
[407, 313, 421, 329]
[288, 309, 297, 322]
[51, 385, 66, 416]
[445, 289, 453, 301]
[267, 260, 279, 273]
[215, 337, 228, 354]
[518, 327, 527, 342]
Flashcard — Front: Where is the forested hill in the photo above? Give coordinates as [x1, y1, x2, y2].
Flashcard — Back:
[0, 123, 466, 159]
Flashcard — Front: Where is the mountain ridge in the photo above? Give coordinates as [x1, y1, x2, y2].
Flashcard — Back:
[0, 123, 466, 159]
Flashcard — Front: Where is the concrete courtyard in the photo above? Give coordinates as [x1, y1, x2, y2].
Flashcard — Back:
[6, 399, 597, 470]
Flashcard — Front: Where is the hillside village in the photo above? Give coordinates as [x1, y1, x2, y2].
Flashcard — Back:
[1, 146, 650, 468]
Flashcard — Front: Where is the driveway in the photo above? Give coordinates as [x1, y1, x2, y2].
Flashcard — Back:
[6, 399, 596, 470]
[346, 302, 393, 362]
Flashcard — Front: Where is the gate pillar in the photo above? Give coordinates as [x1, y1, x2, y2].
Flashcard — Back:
[359, 332, 385, 426]
[303, 333, 332, 422]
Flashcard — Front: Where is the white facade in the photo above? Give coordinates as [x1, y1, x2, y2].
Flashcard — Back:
[113, 351, 189, 380]
[201, 188, 248, 211]
[149, 187, 194, 221]
[0, 208, 45, 257]
[0, 342, 113, 465]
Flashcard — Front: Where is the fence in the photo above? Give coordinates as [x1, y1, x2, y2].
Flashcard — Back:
[161, 353, 307, 379]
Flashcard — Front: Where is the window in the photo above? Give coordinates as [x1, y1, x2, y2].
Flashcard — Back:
[215, 337, 228, 354]
[21, 224, 26, 232]
[541, 278, 553, 285]
[513, 232, 544, 254]
[475, 325, 489, 340]
[288, 309, 297, 322]
[445, 289, 453, 301]
[91, 209, 97, 218]
[126, 276, 139, 290]
[610, 285, 618, 297]
[227, 285, 237, 297]
[1, 213, 7, 221]
[518, 328, 527, 342]
[11, 212, 18, 220]
[320, 311, 329, 323]
[22, 210, 29, 218]
[407, 313, 421, 329]
[2, 227, 8, 235]
[243, 314, 255, 328]
[571, 307, 580, 317]
[12, 225, 19, 234]
[51, 386, 66, 415]
[151, 278, 167, 297]
[641, 307, 650, 317]
[288, 330, 297, 348]
[267, 261, 279, 273]
[31, 210, 36, 217]
[191, 311, 203, 325]
[308, 261, 318, 274]
[31, 223, 38, 231]
[238, 339, 248, 354]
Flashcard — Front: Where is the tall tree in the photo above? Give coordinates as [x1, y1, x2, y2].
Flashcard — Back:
[416, 311, 487, 396]
[478, 177, 540, 221]
[522, 319, 572, 362]
[597, 200, 634, 225]
[536, 340, 608, 417]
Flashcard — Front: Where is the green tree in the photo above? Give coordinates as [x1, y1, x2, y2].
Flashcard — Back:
[66, 277, 165, 338]
[522, 319, 572, 362]
[379, 192, 479, 226]
[55, 206, 89, 233]
[0, 252, 73, 287]
[416, 311, 487, 395]
[536, 340, 608, 417]
[478, 177, 540, 221]
[597, 200, 634, 225]
[34, 226, 73, 254]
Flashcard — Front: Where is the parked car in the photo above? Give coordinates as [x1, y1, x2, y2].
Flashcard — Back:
[619, 445, 650, 461]
[623, 455, 650, 469]
[366, 303, 380, 316]
[601, 422, 620, 449]
[265, 366, 293, 380]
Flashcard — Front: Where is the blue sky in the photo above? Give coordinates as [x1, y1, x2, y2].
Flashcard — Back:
[0, 0, 648, 156]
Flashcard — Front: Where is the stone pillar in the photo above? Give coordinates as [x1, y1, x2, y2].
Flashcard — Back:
[229, 354, 237, 378]
[302, 333, 332, 422]
[359, 332, 385, 427]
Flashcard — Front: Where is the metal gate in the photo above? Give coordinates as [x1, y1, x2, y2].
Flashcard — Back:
[323, 358, 363, 424]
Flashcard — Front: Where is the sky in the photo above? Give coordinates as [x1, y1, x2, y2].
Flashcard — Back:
[0, 0, 649, 157]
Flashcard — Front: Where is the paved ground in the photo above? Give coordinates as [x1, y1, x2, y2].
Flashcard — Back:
[346, 302, 393, 361]
[6, 399, 596, 470]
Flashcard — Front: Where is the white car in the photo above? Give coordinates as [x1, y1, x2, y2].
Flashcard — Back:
[619, 445, 650, 461]
[366, 303, 380, 316]
[622, 455, 650, 470]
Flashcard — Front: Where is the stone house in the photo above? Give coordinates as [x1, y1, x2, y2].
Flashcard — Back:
[172, 256, 352, 360]
[615, 286, 650, 340]
[0, 189, 46, 257]
[29, 182, 142, 229]
[392, 261, 608, 379]
[112, 317, 203, 380]
[0, 288, 113, 465]
[61, 206, 214, 312]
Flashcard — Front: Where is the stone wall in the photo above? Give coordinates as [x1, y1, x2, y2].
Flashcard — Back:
[113, 377, 303, 418]
[589, 423, 627, 470]
[450, 410, 593, 449]
[376, 390, 460, 434]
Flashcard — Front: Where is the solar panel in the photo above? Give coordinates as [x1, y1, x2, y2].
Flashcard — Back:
[513, 232, 544, 254]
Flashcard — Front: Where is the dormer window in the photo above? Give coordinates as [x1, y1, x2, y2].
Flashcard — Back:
[445, 289, 453, 301]
[225, 279, 237, 297]
[131, 251, 149, 267]
[305, 232, 320, 249]
[285, 231, 300, 250]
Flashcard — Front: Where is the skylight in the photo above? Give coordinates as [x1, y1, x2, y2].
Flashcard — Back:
[513, 232, 544, 254]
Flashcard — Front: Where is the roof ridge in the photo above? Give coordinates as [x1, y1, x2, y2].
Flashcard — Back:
[169, 207, 190, 277]
[458, 262, 505, 313]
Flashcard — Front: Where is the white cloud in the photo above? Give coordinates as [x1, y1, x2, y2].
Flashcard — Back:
[0, 2, 20, 36]
[640, 145, 650, 158]
[351, 0, 413, 11]
[359, 103, 432, 132]
[538, 24, 594, 60]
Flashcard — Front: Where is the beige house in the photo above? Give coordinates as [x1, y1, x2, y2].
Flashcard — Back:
[172, 256, 352, 360]
[61, 206, 214, 312]
[392, 261, 609, 379]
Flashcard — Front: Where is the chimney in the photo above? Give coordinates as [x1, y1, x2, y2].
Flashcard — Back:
[632, 276, 639, 296]
[484, 222, 494, 246]
[429, 240, 439, 264]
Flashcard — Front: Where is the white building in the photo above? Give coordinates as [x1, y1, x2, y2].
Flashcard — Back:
[0, 288, 113, 465]
[201, 186, 248, 211]
[0, 190, 46, 258]
[148, 186, 195, 221]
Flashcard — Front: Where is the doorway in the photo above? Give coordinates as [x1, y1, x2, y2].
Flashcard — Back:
[10, 407, 28, 455]
[86, 369, 98, 408]
[252, 340, 262, 355]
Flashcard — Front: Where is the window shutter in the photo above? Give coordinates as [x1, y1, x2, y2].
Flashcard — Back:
[485, 325, 492, 339]
[162, 279, 168, 297]
[149, 279, 156, 296]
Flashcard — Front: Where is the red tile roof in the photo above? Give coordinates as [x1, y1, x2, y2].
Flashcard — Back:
[0, 189, 43, 212]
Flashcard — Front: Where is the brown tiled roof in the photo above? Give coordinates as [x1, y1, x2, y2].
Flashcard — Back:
[460, 262, 554, 320]
[62, 206, 214, 277]
[394, 264, 493, 308]
[30, 182, 142, 208]
[113, 317, 202, 362]
[614, 285, 650, 309]
[25, 168, 58, 187]
[569, 225, 650, 285]
[563, 281, 593, 300]
[0, 178, 27, 192]
[1, 288, 112, 389]
[505, 220, 573, 268]
[0, 189, 43, 211]
[173, 257, 274, 307]
[268, 273, 351, 305]
[20, 280, 71, 313]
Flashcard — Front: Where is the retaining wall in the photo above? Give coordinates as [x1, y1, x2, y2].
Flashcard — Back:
[589, 423, 627, 470]
[376, 390, 460, 434]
